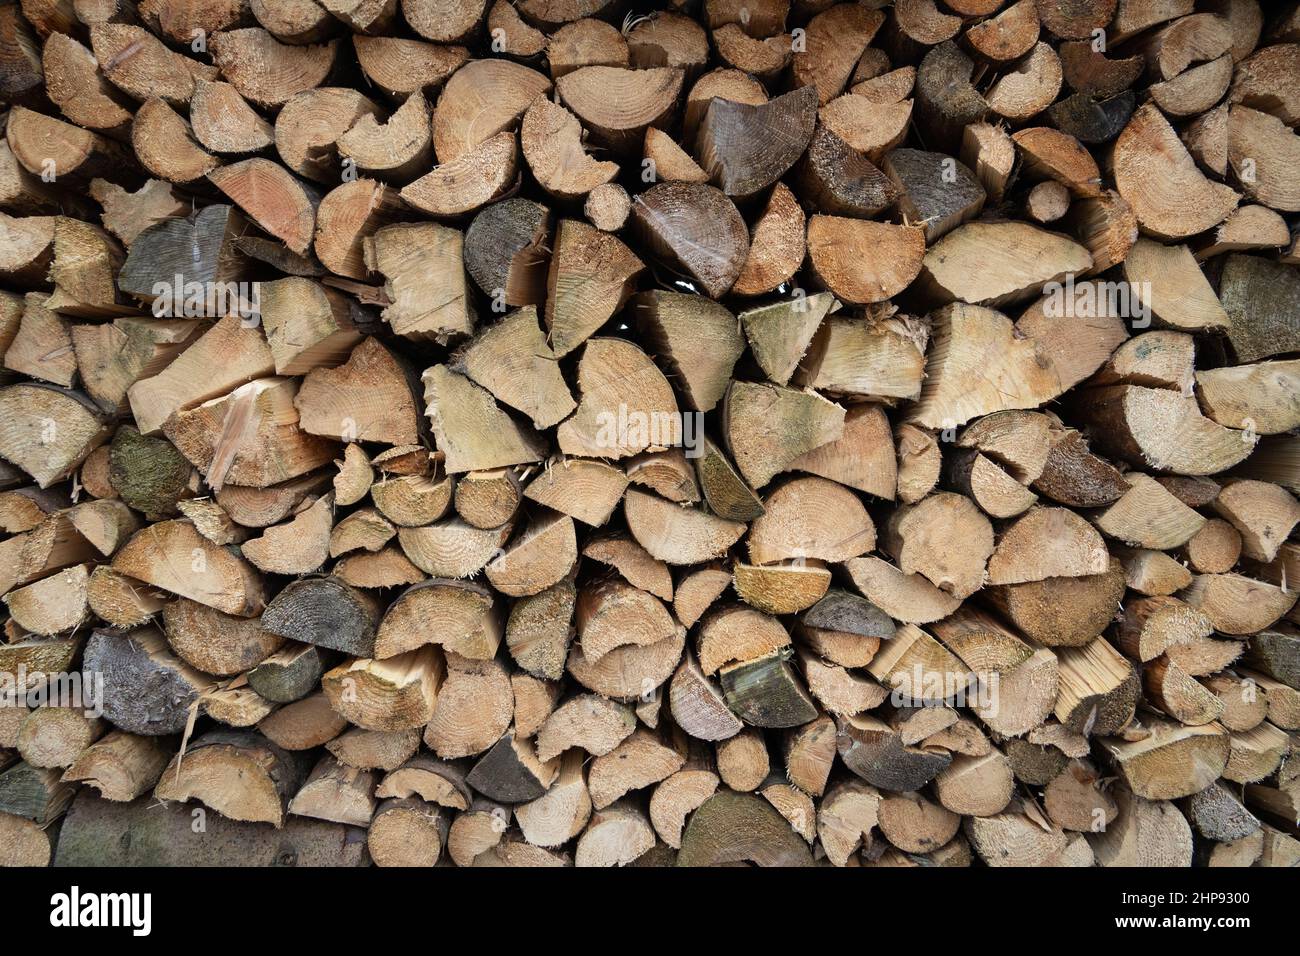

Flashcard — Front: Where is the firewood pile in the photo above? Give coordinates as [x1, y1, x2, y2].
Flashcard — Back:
[0, 0, 1297, 869]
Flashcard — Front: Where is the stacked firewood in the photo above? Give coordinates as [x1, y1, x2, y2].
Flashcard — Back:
[0, 0, 1297, 869]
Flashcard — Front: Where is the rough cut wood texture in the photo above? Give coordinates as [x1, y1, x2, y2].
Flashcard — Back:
[0, 0, 1296, 872]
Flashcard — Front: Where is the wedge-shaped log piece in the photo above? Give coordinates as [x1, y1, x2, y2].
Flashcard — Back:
[164, 378, 339, 491]
[1091, 473, 1205, 550]
[373, 579, 498, 661]
[400, 132, 517, 217]
[669, 652, 743, 742]
[882, 493, 993, 600]
[567, 628, 684, 702]
[5, 106, 136, 188]
[275, 88, 383, 184]
[112, 520, 265, 616]
[374, 753, 470, 809]
[191, 79, 275, 155]
[259, 277, 368, 376]
[723, 381, 844, 489]
[987, 506, 1109, 585]
[61, 731, 172, 803]
[545, 219, 643, 358]
[1112, 102, 1239, 240]
[914, 40, 988, 151]
[881, 148, 984, 242]
[155, 730, 306, 827]
[930, 607, 1058, 737]
[525, 459, 627, 527]
[792, 3, 883, 104]
[623, 488, 745, 565]
[1218, 255, 1300, 363]
[796, 315, 926, 401]
[693, 436, 763, 522]
[521, 97, 618, 200]
[118, 205, 247, 310]
[804, 216, 923, 307]
[0, 385, 109, 488]
[396, 516, 512, 579]
[322, 647, 445, 732]
[1196, 360, 1300, 435]
[911, 303, 1125, 430]
[631, 291, 743, 412]
[128, 315, 275, 438]
[208, 28, 337, 108]
[738, 292, 837, 387]
[131, 98, 218, 184]
[677, 790, 811, 866]
[514, 750, 591, 848]
[161, 598, 283, 678]
[556, 65, 683, 154]
[719, 650, 818, 728]
[734, 562, 831, 615]
[1054, 638, 1139, 736]
[42, 32, 133, 136]
[466, 733, 557, 804]
[732, 182, 805, 297]
[631, 181, 748, 298]
[447, 308, 573, 433]
[297, 337, 422, 445]
[795, 127, 897, 218]
[915, 221, 1092, 308]
[651, 767, 719, 849]
[1081, 385, 1254, 476]
[696, 86, 817, 199]
[1122, 237, 1229, 330]
[311, 179, 402, 281]
[208, 158, 318, 256]
[463, 198, 549, 307]
[844, 556, 960, 625]
[90, 23, 203, 106]
[1228, 105, 1300, 212]
[1114, 595, 1213, 663]
[536, 694, 635, 764]
[1103, 719, 1229, 801]
[423, 365, 545, 473]
[747, 476, 874, 564]
[1214, 480, 1300, 562]
[836, 713, 952, 793]
[556, 338, 679, 460]
[577, 576, 678, 664]
[365, 222, 473, 344]
[818, 94, 912, 163]
[486, 511, 577, 598]
[261, 575, 378, 657]
[1183, 576, 1297, 637]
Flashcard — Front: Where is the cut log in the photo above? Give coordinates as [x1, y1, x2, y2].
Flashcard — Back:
[544, 219, 643, 358]
[112, 519, 264, 616]
[631, 181, 748, 299]
[557, 65, 682, 154]
[1104, 719, 1229, 800]
[321, 647, 445, 731]
[1111, 103, 1239, 240]
[154, 729, 306, 827]
[1053, 637, 1139, 736]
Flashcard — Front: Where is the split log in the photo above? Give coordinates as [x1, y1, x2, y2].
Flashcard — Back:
[154, 729, 306, 827]
[83, 627, 216, 735]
